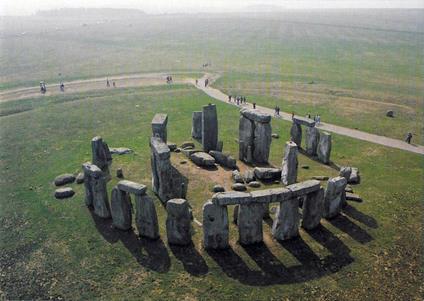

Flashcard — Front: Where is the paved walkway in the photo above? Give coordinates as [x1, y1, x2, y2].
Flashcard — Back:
[194, 75, 424, 155]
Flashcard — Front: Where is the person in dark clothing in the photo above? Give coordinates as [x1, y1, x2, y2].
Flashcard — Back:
[106, 78, 110, 87]
[253, 102, 256, 109]
[228, 95, 232, 102]
[405, 132, 413, 144]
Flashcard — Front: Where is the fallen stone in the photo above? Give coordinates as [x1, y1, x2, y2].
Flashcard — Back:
[116, 168, 124, 178]
[323, 176, 347, 219]
[232, 183, 247, 192]
[75, 172, 84, 184]
[110, 186, 132, 230]
[209, 150, 237, 169]
[346, 193, 363, 203]
[386, 110, 395, 118]
[202, 104, 218, 152]
[272, 198, 300, 240]
[348, 167, 361, 184]
[135, 194, 159, 239]
[110, 147, 133, 155]
[254, 167, 282, 181]
[317, 131, 332, 164]
[293, 116, 315, 127]
[54, 187, 75, 199]
[181, 148, 199, 158]
[238, 203, 264, 244]
[312, 176, 329, 181]
[281, 141, 298, 185]
[243, 169, 256, 183]
[232, 170, 244, 183]
[190, 152, 216, 167]
[54, 174, 75, 186]
[191, 111, 203, 139]
[339, 166, 352, 181]
[151, 113, 168, 143]
[167, 143, 177, 151]
[248, 181, 261, 188]
[181, 141, 195, 149]
[271, 133, 279, 139]
[203, 201, 229, 249]
[212, 185, 225, 193]
[166, 199, 192, 245]
[240, 108, 271, 123]
[117, 180, 147, 195]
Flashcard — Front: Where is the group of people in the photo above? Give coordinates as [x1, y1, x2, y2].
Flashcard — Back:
[166, 75, 173, 84]
[106, 78, 116, 88]
[228, 95, 247, 106]
[306, 113, 321, 125]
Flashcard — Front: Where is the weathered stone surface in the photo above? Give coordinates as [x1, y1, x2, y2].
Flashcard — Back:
[151, 113, 168, 143]
[166, 199, 192, 245]
[191, 111, 203, 139]
[243, 169, 255, 183]
[254, 167, 281, 181]
[135, 194, 159, 239]
[248, 181, 261, 188]
[217, 141, 223, 152]
[190, 152, 216, 167]
[75, 172, 84, 184]
[212, 185, 225, 193]
[167, 143, 177, 151]
[151, 137, 187, 203]
[290, 123, 302, 147]
[209, 151, 237, 169]
[110, 147, 133, 155]
[82, 162, 102, 207]
[233, 205, 239, 224]
[181, 141, 195, 149]
[253, 121, 272, 164]
[386, 110, 395, 118]
[348, 167, 361, 184]
[232, 183, 247, 191]
[281, 141, 298, 185]
[54, 173, 75, 186]
[232, 170, 244, 183]
[181, 148, 199, 158]
[54, 187, 75, 199]
[305, 126, 320, 156]
[117, 180, 147, 195]
[202, 104, 218, 152]
[339, 166, 352, 181]
[293, 116, 315, 127]
[272, 133, 279, 139]
[346, 193, 363, 203]
[91, 172, 111, 218]
[345, 185, 353, 193]
[238, 203, 264, 244]
[317, 131, 332, 164]
[110, 186, 132, 230]
[323, 176, 347, 219]
[91, 136, 112, 177]
[272, 198, 300, 240]
[287, 180, 321, 197]
[212, 191, 251, 206]
[116, 168, 124, 178]
[302, 188, 324, 230]
[239, 116, 254, 163]
[312, 176, 329, 181]
[240, 108, 271, 123]
[202, 201, 229, 249]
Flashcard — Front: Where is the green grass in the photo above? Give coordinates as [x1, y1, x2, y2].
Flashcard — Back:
[0, 85, 422, 300]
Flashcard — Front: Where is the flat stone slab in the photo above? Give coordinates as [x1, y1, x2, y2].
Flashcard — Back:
[232, 183, 247, 191]
[240, 108, 271, 123]
[181, 148, 200, 158]
[54, 174, 75, 186]
[117, 180, 147, 195]
[254, 167, 282, 181]
[287, 180, 321, 197]
[209, 151, 237, 169]
[110, 147, 133, 155]
[293, 116, 315, 127]
[212, 192, 251, 206]
[181, 141, 195, 149]
[55, 187, 75, 199]
[190, 152, 216, 167]
[212, 185, 225, 193]
[248, 181, 261, 188]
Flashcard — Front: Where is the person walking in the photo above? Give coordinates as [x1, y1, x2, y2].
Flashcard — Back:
[291, 112, 295, 120]
[253, 102, 256, 109]
[316, 115, 321, 125]
[405, 132, 413, 144]
[228, 95, 232, 102]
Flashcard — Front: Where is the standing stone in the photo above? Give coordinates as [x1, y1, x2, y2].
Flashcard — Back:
[305, 126, 320, 156]
[317, 132, 332, 164]
[348, 167, 361, 184]
[91, 169, 111, 218]
[239, 116, 254, 163]
[202, 104, 218, 152]
[323, 177, 347, 219]
[151, 113, 168, 143]
[166, 199, 192, 245]
[91, 136, 112, 178]
[253, 121, 272, 164]
[339, 166, 352, 182]
[110, 186, 132, 230]
[272, 198, 300, 240]
[191, 111, 203, 140]
[202, 201, 229, 249]
[237, 203, 263, 245]
[302, 188, 324, 230]
[82, 163, 99, 207]
[290, 122, 302, 147]
[216, 140, 224, 152]
[281, 141, 298, 185]
[135, 194, 159, 239]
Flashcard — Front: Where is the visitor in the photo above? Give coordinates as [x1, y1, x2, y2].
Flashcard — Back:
[405, 132, 413, 144]
[113, 81, 116, 88]
[228, 95, 232, 102]
[253, 102, 256, 109]
[307, 113, 311, 119]
[291, 112, 294, 120]
[106, 78, 110, 87]
[195, 79, 198, 85]
[316, 115, 321, 125]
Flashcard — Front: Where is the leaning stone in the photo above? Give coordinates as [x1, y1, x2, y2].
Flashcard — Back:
[110, 186, 132, 231]
[202, 104, 218, 152]
[212, 185, 225, 193]
[135, 194, 159, 239]
[232, 183, 247, 192]
[348, 167, 361, 184]
[290, 123, 302, 147]
[181, 141, 195, 149]
[203, 201, 229, 249]
[116, 168, 124, 179]
[272, 198, 300, 240]
[54, 174, 75, 186]
[346, 193, 363, 203]
[54, 187, 75, 199]
[117, 180, 147, 195]
[151, 113, 168, 143]
[240, 108, 271, 123]
[317, 132, 332, 164]
[109, 147, 133, 155]
[190, 152, 216, 167]
[248, 181, 261, 188]
[212, 191, 251, 206]
[293, 116, 315, 127]
[167, 143, 177, 151]
[232, 170, 244, 183]
[305, 126, 320, 156]
[339, 166, 352, 181]
[191, 111, 203, 139]
[238, 203, 264, 244]
[281, 141, 298, 185]
[302, 188, 324, 230]
[323, 176, 347, 219]
[254, 167, 282, 181]
[243, 169, 256, 183]
[312, 176, 329, 181]
[166, 199, 192, 245]
[75, 172, 84, 184]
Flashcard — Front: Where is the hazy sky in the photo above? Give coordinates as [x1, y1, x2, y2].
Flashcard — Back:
[1, 0, 423, 16]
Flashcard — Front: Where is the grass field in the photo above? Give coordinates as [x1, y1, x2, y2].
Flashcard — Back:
[1, 9, 423, 300]
[0, 84, 422, 300]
